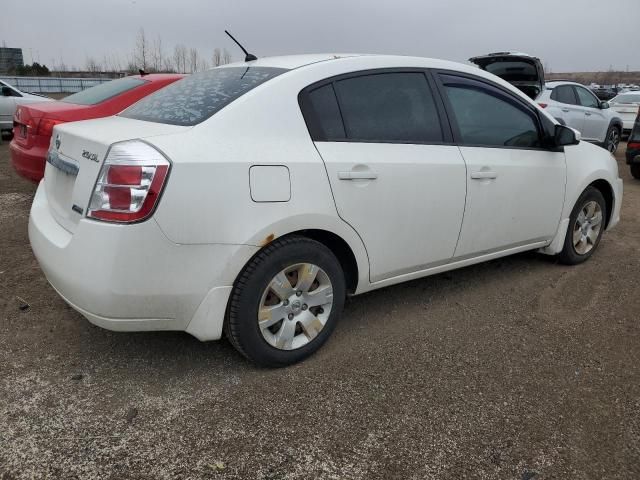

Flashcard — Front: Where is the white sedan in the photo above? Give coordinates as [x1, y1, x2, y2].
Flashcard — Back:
[0, 80, 53, 133]
[29, 54, 623, 366]
[609, 92, 640, 133]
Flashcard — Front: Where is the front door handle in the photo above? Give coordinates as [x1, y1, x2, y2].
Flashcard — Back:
[561, 108, 570, 112]
[338, 171, 378, 180]
[585, 112, 592, 116]
[470, 170, 497, 180]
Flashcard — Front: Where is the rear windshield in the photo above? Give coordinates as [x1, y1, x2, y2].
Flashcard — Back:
[481, 60, 539, 82]
[612, 93, 640, 104]
[63, 77, 146, 105]
[120, 66, 288, 126]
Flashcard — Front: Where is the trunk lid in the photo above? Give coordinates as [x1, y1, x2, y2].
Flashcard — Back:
[469, 52, 545, 100]
[44, 116, 189, 233]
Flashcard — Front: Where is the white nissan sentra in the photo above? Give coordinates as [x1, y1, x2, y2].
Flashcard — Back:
[29, 54, 623, 366]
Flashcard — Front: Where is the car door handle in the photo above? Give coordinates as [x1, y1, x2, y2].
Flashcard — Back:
[338, 171, 378, 180]
[585, 112, 592, 116]
[470, 170, 497, 180]
[561, 108, 570, 112]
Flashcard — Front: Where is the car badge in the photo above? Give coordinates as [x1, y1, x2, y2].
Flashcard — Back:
[55, 134, 61, 150]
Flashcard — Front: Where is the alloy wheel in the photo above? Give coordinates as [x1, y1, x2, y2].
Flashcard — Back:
[258, 263, 334, 350]
[607, 128, 620, 153]
[572, 200, 603, 255]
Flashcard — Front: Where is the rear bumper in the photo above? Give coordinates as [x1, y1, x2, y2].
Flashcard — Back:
[9, 140, 46, 183]
[29, 183, 258, 340]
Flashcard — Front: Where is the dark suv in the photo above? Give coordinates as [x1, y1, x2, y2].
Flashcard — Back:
[627, 111, 640, 179]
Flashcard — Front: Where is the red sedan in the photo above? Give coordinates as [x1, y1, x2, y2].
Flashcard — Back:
[10, 73, 184, 182]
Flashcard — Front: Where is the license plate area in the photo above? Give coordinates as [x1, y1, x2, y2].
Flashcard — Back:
[47, 150, 79, 176]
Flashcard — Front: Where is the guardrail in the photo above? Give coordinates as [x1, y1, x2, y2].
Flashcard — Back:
[0, 76, 113, 93]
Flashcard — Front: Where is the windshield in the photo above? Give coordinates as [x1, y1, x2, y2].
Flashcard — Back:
[63, 77, 146, 105]
[120, 66, 288, 126]
[611, 93, 640, 104]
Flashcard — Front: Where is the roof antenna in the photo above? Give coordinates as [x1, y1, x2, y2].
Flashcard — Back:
[138, 68, 147, 76]
[225, 30, 257, 62]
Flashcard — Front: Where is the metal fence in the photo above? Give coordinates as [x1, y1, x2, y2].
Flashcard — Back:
[0, 76, 113, 93]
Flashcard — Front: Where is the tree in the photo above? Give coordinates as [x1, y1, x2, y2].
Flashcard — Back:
[212, 48, 222, 67]
[189, 48, 199, 73]
[85, 57, 102, 73]
[134, 27, 149, 71]
[173, 44, 187, 73]
[222, 48, 232, 65]
[151, 36, 164, 72]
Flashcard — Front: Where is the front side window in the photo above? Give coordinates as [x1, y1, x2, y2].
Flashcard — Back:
[63, 77, 146, 105]
[551, 85, 578, 105]
[121, 67, 287, 126]
[441, 75, 540, 148]
[333, 72, 443, 143]
[575, 87, 600, 108]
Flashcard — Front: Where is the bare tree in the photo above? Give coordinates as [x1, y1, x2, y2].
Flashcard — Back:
[85, 57, 102, 73]
[222, 48, 232, 65]
[198, 57, 209, 72]
[151, 36, 164, 72]
[134, 28, 149, 71]
[163, 57, 175, 73]
[189, 48, 199, 73]
[173, 44, 187, 73]
[212, 48, 222, 67]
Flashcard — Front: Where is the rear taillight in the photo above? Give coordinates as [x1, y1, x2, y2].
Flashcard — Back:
[36, 118, 65, 136]
[88, 140, 170, 223]
[538, 103, 548, 109]
[628, 142, 640, 150]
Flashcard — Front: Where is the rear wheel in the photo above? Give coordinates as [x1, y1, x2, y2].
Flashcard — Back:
[604, 125, 620, 153]
[630, 164, 640, 180]
[558, 187, 606, 265]
[225, 236, 346, 367]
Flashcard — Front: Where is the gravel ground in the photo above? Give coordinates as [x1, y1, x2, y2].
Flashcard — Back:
[0, 140, 639, 480]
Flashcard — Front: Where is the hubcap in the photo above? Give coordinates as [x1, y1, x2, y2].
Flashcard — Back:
[573, 200, 603, 255]
[258, 263, 333, 350]
[607, 129, 619, 153]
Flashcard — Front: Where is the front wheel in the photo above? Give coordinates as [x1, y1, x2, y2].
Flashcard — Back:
[225, 236, 346, 367]
[604, 125, 621, 154]
[631, 164, 640, 180]
[557, 187, 606, 265]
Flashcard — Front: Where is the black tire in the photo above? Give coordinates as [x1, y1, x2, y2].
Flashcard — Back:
[604, 125, 621, 154]
[557, 186, 607, 265]
[631, 164, 640, 180]
[225, 235, 346, 367]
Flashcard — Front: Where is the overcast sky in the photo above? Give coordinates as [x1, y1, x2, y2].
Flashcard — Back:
[2, 0, 639, 72]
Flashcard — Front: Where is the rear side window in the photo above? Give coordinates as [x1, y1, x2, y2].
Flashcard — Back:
[575, 87, 600, 108]
[121, 67, 287, 126]
[306, 84, 346, 140]
[63, 77, 146, 105]
[551, 85, 578, 105]
[440, 75, 540, 148]
[333, 73, 443, 143]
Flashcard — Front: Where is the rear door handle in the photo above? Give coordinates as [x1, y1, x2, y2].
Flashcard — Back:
[470, 170, 497, 180]
[338, 171, 378, 180]
[585, 112, 592, 116]
[561, 108, 570, 112]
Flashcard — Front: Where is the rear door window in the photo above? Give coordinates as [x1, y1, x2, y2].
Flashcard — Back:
[551, 85, 578, 105]
[121, 67, 287, 126]
[305, 84, 346, 140]
[334, 72, 443, 143]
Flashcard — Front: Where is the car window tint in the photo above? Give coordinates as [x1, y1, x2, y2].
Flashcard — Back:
[121, 67, 287, 126]
[307, 84, 346, 140]
[612, 93, 640, 104]
[63, 77, 146, 105]
[551, 85, 577, 105]
[441, 76, 540, 148]
[333, 72, 443, 143]
[575, 87, 600, 108]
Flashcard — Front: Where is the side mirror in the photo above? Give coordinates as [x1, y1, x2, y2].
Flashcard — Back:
[1, 86, 12, 97]
[555, 124, 580, 147]
[600, 101, 610, 109]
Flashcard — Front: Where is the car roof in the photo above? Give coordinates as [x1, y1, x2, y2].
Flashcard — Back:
[546, 80, 587, 88]
[132, 73, 185, 82]
[218, 54, 365, 70]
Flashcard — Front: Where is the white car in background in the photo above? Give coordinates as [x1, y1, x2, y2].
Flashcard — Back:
[29, 54, 623, 366]
[470, 53, 624, 153]
[0, 80, 53, 134]
[609, 92, 640, 134]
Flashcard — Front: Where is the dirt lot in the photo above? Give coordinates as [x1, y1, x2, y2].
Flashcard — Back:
[0, 139, 639, 480]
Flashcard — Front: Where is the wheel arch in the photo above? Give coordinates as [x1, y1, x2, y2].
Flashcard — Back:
[588, 179, 614, 228]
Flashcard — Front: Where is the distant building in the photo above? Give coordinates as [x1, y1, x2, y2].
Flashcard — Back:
[0, 47, 24, 74]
